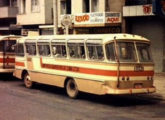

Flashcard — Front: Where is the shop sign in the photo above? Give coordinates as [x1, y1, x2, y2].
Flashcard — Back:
[105, 13, 121, 23]
[74, 12, 121, 25]
[75, 13, 104, 25]
[143, 5, 152, 14]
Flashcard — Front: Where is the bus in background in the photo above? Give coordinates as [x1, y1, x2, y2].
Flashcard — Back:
[0, 35, 21, 73]
[13, 34, 156, 98]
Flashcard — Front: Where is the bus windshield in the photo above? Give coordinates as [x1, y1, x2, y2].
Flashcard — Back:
[105, 41, 152, 63]
[136, 43, 152, 62]
[117, 42, 137, 62]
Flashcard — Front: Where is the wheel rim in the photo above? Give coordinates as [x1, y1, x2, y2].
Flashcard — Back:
[24, 74, 32, 88]
[66, 79, 78, 98]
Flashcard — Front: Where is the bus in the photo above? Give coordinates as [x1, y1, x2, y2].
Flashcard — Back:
[13, 34, 156, 98]
[0, 35, 21, 73]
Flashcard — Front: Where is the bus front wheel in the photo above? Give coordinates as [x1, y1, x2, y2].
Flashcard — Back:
[66, 79, 79, 99]
[24, 73, 33, 88]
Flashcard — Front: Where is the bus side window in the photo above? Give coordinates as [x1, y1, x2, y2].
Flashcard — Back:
[87, 44, 104, 60]
[5, 40, 16, 52]
[105, 43, 115, 61]
[26, 43, 36, 56]
[68, 43, 85, 59]
[52, 44, 67, 58]
[0, 41, 3, 52]
[16, 43, 24, 57]
[38, 44, 50, 56]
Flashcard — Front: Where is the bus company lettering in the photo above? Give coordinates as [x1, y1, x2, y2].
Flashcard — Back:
[75, 15, 89, 22]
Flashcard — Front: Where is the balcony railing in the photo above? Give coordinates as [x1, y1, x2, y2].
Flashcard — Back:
[0, 6, 18, 18]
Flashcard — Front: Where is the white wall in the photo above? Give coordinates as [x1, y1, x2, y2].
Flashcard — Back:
[17, 0, 52, 25]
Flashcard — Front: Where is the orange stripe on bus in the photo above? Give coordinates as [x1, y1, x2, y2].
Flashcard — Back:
[40, 58, 154, 77]
[15, 62, 25, 67]
[0, 58, 15, 63]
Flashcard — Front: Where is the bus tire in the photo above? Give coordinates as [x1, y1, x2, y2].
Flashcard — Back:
[24, 73, 33, 88]
[66, 79, 79, 99]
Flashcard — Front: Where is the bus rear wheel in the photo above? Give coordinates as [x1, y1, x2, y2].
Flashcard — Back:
[24, 73, 33, 88]
[66, 79, 79, 99]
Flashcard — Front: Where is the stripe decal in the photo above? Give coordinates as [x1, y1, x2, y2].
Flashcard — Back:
[40, 58, 154, 77]
[15, 62, 25, 67]
[0, 58, 15, 63]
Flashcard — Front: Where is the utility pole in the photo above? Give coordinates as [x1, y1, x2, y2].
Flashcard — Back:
[53, 0, 58, 35]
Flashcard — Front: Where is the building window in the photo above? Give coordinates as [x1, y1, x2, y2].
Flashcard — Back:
[125, 0, 152, 6]
[83, 0, 90, 13]
[10, 0, 17, 7]
[19, 0, 26, 14]
[105, 0, 110, 12]
[91, 0, 99, 12]
[60, 1, 67, 14]
[60, 0, 71, 14]
[31, 0, 40, 13]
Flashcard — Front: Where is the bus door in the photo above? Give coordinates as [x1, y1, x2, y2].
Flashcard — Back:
[3, 39, 16, 69]
[25, 43, 36, 70]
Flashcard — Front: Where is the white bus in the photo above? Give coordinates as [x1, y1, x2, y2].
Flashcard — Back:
[13, 34, 156, 98]
[0, 35, 21, 73]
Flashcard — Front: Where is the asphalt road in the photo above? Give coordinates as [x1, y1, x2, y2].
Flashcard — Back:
[0, 74, 165, 120]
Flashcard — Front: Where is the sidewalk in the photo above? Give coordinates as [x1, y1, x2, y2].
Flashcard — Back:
[154, 73, 165, 99]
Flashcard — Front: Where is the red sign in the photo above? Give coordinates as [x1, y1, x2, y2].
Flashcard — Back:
[106, 17, 120, 23]
[75, 15, 89, 22]
[143, 5, 152, 14]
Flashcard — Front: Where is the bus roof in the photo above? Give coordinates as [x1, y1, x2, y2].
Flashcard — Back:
[0, 35, 22, 40]
[18, 34, 150, 44]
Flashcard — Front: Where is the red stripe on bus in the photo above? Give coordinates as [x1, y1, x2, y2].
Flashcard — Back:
[40, 58, 154, 77]
[0, 58, 15, 63]
[15, 62, 25, 67]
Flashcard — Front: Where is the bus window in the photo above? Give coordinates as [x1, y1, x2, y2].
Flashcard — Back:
[26, 43, 36, 56]
[87, 43, 104, 60]
[16, 43, 24, 57]
[136, 43, 152, 62]
[105, 43, 116, 61]
[38, 44, 50, 56]
[0, 41, 4, 52]
[4, 40, 16, 52]
[52, 44, 67, 58]
[117, 42, 136, 62]
[68, 43, 85, 59]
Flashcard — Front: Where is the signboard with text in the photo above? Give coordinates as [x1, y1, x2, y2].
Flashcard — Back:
[74, 12, 121, 26]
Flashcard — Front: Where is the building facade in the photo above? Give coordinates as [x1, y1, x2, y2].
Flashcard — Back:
[58, 0, 125, 34]
[17, 0, 54, 35]
[123, 0, 165, 72]
[0, 0, 20, 35]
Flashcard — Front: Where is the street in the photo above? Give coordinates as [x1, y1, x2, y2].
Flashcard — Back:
[0, 74, 165, 120]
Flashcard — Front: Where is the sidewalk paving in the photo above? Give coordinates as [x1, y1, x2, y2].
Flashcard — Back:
[154, 73, 165, 100]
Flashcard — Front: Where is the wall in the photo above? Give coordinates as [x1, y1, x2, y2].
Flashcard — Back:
[17, 0, 47, 25]
[109, 0, 125, 12]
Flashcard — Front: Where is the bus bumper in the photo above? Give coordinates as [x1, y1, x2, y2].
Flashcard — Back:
[104, 86, 156, 95]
